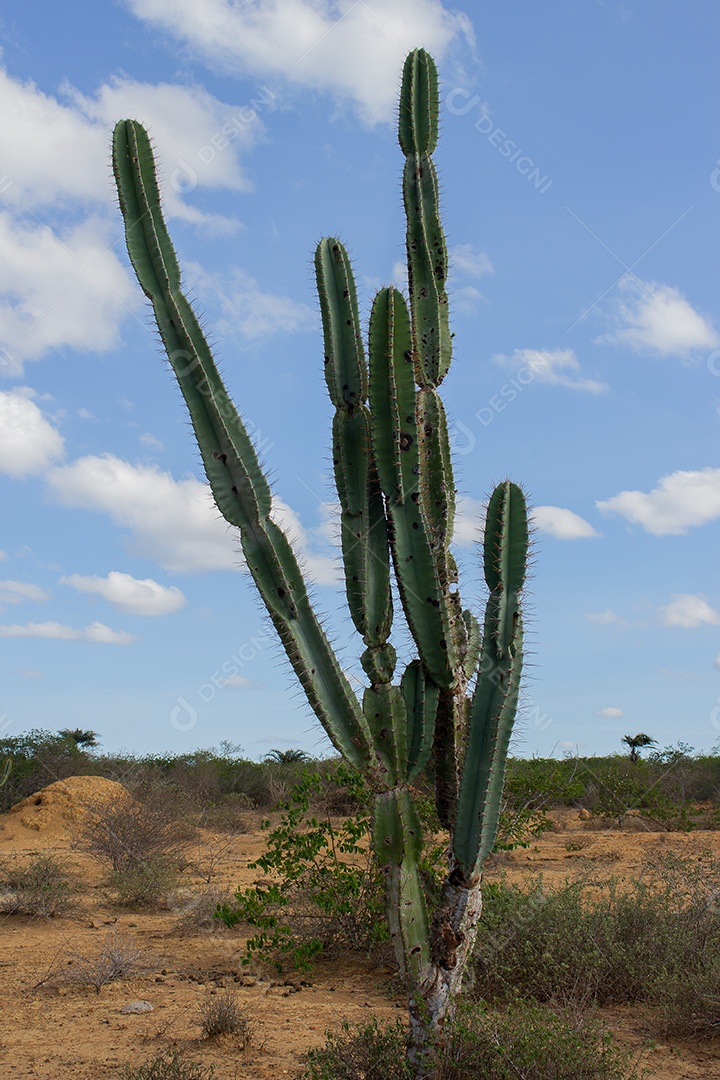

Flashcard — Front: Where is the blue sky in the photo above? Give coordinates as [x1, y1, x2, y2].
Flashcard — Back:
[0, 1, 719, 761]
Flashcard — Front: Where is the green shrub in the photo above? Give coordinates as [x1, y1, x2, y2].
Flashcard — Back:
[217, 766, 388, 970]
[109, 858, 182, 907]
[298, 1002, 645, 1080]
[473, 850, 720, 1036]
[0, 854, 79, 918]
[436, 1002, 645, 1079]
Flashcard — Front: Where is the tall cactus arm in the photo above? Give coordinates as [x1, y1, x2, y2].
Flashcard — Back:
[113, 119, 372, 769]
[315, 239, 393, 665]
[368, 288, 457, 688]
[399, 50, 450, 390]
[398, 48, 439, 157]
[403, 152, 451, 389]
[453, 614, 524, 875]
[452, 480, 528, 877]
[483, 479, 529, 658]
[373, 788, 429, 983]
[401, 659, 439, 784]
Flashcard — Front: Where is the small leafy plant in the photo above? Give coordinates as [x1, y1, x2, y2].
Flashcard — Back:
[217, 766, 388, 970]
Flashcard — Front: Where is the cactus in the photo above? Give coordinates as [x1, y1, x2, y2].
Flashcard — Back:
[112, 47, 529, 1070]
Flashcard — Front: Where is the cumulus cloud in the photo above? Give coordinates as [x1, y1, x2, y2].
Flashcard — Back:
[0, 66, 259, 214]
[597, 467, 720, 535]
[492, 348, 606, 393]
[0, 65, 272, 369]
[61, 571, 187, 616]
[0, 620, 134, 643]
[450, 244, 494, 279]
[452, 495, 486, 547]
[0, 389, 65, 476]
[271, 497, 342, 584]
[0, 580, 50, 605]
[0, 214, 138, 367]
[600, 276, 719, 357]
[124, 0, 473, 125]
[531, 506, 599, 540]
[586, 610, 626, 626]
[48, 455, 239, 573]
[47, 453, 338, 582]
[595, 707, 624, 718]
[188, 264, 317, 341]
[660, 594, 720, 629]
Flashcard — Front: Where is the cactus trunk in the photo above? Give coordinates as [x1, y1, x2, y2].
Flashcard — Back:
[113, 46, 530, 1073]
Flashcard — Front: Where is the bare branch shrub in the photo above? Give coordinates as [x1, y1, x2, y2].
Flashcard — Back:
[0, 854, 79, 918]
[74, 789, 193, 875]
[121, 1050, 214, 1080]
[168, 887, 234, 934]
[36, 928, 148, 992]
[198, 988, 252, 1042]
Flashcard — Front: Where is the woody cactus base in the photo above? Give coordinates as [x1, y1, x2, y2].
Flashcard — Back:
[113, 48, 529, 1073]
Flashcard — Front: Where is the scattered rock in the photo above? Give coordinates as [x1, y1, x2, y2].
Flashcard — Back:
[120, 1001, 154, 1015]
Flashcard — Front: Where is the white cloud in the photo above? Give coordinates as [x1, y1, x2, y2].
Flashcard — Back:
[450, 244, 493, 278]
[454, 286, 486, 316]
[0, 389, 65, 476]
[531, 506, 599, 540]
[595, 707, 624, 718]
[714, 654, 720, 671]
[0, 214, 138, 367]
[586, 610, 626, 625]
[492, 348, 606, 393]
[390, 260, 409, 293]
[125, 0, 473, 125]
[61, 571, 186, 616]
[597, 467, 720, 535]
[48, 455, 239, 573]
[0, 580, 50, 604]
[0, 620, 134, 643]
[600, 276, 719, 357]
[223, 675, 255, 688]
[0, 67, 109, 208]
[0, 65, 273, 370]
[139, 433, 164, 450]
[452, 495, 486, 547]
[271, 497, 341, 584]
[660, 594, 720, 629]
[0, 66, 258, 214]
[47, 453, 338, 582]
[188, 264, 317, 341]
[0, 581, 49, 608]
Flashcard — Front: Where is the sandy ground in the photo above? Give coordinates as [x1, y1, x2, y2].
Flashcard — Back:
[0, 777, 719, 1079]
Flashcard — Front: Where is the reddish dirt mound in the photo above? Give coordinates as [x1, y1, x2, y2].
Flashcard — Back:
[6, 775, 130, 835]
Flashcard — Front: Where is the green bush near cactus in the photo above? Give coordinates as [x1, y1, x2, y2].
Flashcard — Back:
[298, 1002, 646, 1080]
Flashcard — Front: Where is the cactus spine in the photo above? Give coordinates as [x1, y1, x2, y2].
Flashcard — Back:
[113, 47, 529, 1069]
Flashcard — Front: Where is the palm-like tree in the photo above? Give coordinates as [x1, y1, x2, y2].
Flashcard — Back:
[263, 748, 312, 765]
[622, 732, 656, 762]
[58, 728, 99, 749]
